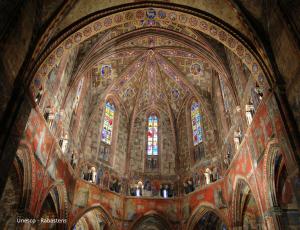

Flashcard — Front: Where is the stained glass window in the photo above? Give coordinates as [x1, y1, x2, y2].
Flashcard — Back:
[101, 102, 115, 145]
[147, 115, 158, 156]
[191, 102, 203, 146]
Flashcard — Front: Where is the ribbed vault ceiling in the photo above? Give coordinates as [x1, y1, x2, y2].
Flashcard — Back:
[71, 23, 232, 122]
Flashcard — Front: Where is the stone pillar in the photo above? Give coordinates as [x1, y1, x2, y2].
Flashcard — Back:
[245, 104, 255, 125]
[0, 91, 33, 198]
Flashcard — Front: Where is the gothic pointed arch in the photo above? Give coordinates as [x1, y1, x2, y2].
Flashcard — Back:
[0, 140, 37, 229]
[15, 143, 35, 212]
[264, 140, 282, 209]
[98, 96, 120, 165]
[232, 178, 263, 229]
[145, 110, 160, 172]
[37, 182, 69, 228]
[129, 211, 172, 230]
[263, 139, 298, 229]
[71, 205, 116, 230]
[186, 204, 228, 230]
[189, 99, 205, 163]
[1, 2, 300, 230]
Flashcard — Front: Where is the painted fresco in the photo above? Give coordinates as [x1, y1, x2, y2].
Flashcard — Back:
[9, 6, 298, 226]
[14, 76, 298, 230]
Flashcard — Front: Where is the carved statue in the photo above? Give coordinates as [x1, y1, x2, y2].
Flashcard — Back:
[245, 104, 255, 125]
[183, 182, 189, 194]
[251, 84, 263, 110]
[91, 167, 97, 183]
[204, 168, 212, 184]
[234, 129, 242, 150]
[212, 167, 219, 181]
[187, 180, 194, 193]
[70, 153, 77, 169]
[96, 166, 103, 185]
[35, 86, 43, 104]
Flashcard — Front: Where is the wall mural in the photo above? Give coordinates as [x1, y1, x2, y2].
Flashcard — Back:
[6, 5, 298, 230]
[33, 7, 268, 96]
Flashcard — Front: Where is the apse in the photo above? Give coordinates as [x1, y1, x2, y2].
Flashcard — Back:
[1, 2, 300, 230]
[29, 7, 271, 223]
[32, 16, 252, 195]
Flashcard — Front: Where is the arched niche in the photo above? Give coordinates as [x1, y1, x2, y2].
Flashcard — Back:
[39, 192, 59, 229]
[186, 205, 228, 230]
[185, 97, 211, 164]
[98, 97, 120, 166]
[0, 143, 35, 229]
[232, 178, 263, 229]
[130, 211, 172, 230]
[71, 205, 116, 230]
[16, 144, 35, 211]
[193, 211, 227, 230]
[264, 141, 299, 229]
[38, 182, 68, 230]
[81, 95, 122, 169]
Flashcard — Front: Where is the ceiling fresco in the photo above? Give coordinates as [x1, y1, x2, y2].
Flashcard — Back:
[70, 19, 223, 80]
[3, 1, 300, 230]
[57, 0, 253, 41]
[63, 21, 225, 121]
[35, 7, 267, 84]
[33, 6, 269, 129]
[85, 39, 215, 119]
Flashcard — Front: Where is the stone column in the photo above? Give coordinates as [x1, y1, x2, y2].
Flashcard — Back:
[0, 90, 33, 198]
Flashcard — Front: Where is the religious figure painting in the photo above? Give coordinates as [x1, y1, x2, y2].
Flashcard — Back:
[190, 62, 204, 76]
[100, 64, 112, 78]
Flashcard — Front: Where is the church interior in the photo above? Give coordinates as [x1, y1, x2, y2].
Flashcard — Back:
[0, 1, 300, 229]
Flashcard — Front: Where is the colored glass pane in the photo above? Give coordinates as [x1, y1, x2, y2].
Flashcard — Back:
[191, 102, 203, 145]
[147, 115, 158, 156]
[101, 102, 115, 145]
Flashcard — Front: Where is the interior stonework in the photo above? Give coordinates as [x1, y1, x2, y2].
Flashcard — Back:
[0, 1, 300, 230]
